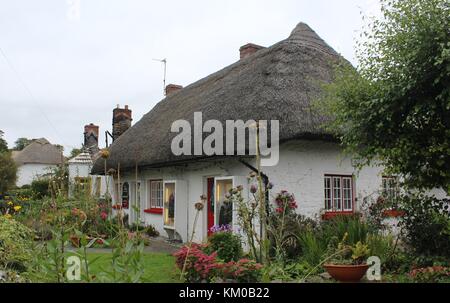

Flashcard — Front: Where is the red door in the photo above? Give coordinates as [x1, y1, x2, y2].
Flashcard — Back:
[207, 178, 215, 236]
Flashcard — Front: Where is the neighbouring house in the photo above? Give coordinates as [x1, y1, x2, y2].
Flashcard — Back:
[68, 107, 131, 198]
[12, 138, 63, 187]
[91, 22, 446, 243]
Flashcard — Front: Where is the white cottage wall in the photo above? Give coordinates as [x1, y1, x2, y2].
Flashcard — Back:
[116, 140, 387, 243]
[16, 164, 58, 187]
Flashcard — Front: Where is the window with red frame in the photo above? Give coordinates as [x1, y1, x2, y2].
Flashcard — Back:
[324, 175, 354, 212]
[144, 180, 163, 214]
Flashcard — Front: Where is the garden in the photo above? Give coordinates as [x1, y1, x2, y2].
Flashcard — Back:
[171, 174, 450, 283]
[1, 172, 449, 283]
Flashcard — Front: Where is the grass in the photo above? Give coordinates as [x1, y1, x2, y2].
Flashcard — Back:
[86, 252, 180, 283]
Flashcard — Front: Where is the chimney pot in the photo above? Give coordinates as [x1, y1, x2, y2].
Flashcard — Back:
[165, 84, 183, 96]
[239, 43, 264, 59]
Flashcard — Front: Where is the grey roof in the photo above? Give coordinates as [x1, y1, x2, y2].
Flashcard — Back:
[13, 138, 63, 166]
[92, 22, 344, 174]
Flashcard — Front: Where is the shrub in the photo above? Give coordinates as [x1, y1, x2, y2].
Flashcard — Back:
[173, 243, 262, 283]
[206, 230, 242, 262]
[269, 212, 317, 261]
[30, 179, 50, 199]
[297, 228, 327, 266]
[399, 194, 450, 258]
[366, 233, 395, 264]
[261, 261, 314, 282]
[0, 216, 33, 271]
[144, 225, 159, 237]
[173, 244, 220, 282]
[221, 259, 263, 283]
[0, 152, 17, 194]
[128, 223, 159, 238]
[408, 266, 450, 283]
[320, 214, 369, 245]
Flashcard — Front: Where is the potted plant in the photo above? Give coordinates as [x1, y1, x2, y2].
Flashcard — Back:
[323, 233, 370, 282]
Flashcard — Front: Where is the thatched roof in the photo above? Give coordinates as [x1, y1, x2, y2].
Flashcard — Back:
[13, 138, 63, 166]
[92, 22, 343, 174]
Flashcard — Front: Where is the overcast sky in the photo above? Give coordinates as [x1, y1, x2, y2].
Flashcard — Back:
[0, 0, 380, 155]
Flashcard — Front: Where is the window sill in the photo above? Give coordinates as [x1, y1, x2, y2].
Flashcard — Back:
[144, 208, 163, 214]
[322, 211, 355, 220]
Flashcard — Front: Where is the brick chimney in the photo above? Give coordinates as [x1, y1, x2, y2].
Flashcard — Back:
[239, 43, 264, 59]
[165, 84, 183, 96]
[84, 123, 99, 154]
[112, 105, 132, 141]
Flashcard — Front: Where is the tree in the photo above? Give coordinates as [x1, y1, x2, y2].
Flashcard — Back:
[0, 131, 17, 193]
[70, 147, 83, 158]
[317, 0, 449, 191]
[13, 137, 32, 151]
[0, 130, 8, 153]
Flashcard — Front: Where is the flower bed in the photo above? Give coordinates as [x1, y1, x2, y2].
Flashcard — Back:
[173, 243, 262, 283]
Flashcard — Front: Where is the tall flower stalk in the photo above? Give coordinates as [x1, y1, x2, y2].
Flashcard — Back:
[180, 197, 205, 281]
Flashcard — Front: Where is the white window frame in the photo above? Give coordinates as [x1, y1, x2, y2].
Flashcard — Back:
[147, 180, 163, 209]
[382, 176, 399, 201]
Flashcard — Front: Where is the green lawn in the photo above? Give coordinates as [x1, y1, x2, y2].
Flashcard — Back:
[87, 252, 180, 283]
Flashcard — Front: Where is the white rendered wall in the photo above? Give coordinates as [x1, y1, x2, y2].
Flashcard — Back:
[116, 140, 388, 243]
[16, 164, 57, 187]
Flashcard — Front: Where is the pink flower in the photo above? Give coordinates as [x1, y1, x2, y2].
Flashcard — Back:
[100, 212, 108, 220]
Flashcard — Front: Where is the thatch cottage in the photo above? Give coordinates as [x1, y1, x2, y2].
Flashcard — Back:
[12, 138, 63, 187]
[91, 22, 395, 242]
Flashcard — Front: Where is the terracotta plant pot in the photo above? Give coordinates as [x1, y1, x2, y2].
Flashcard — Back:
[323, 264, 369, 282]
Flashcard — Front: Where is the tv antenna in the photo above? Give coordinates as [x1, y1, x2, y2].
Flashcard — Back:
[153, 58, 167, 96]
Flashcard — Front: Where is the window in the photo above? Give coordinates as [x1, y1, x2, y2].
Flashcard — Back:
[145, 180, 163, 214]
[382, 176, 399, 201]
[324, 175, 354, 212]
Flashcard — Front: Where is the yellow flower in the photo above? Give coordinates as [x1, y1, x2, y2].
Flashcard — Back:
[7, 201, 13, 206]
[14, 205, 22, 212]
[4, 213, 12, 219]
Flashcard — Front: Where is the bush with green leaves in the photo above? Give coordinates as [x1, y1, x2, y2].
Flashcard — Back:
[30, 179, 50, 199]
[319, 214, 370, 246]
[316, 0, 450, 191]
[399, 194, 450, 258]
[0, 151, 17, 195]
[0, 216, 33, 271]
[206, 231, 242, 262]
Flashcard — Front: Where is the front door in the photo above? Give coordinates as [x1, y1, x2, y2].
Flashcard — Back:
[207, 178, 215, 236]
